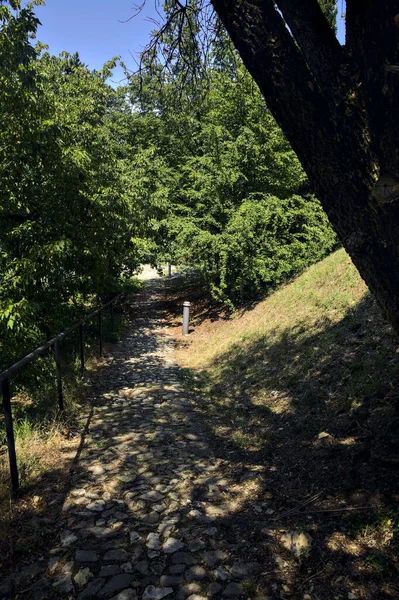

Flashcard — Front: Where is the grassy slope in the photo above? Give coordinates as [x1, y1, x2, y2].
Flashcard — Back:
[0, 309, 126, 575]
[171, 249, 399, 599]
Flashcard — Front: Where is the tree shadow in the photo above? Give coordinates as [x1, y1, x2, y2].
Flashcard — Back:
[178, 292, 399, 598]
[2, 283, 399, 600]
[161, 275, 233, 329]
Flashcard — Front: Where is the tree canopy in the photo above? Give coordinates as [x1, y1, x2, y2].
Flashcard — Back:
[0, 0, 344, 371]
[0, 3, 143, 368]
[138, 0, 399, 333]
[127, 44, 337, 304]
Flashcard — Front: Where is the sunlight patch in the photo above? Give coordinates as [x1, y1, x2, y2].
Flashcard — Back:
[327, 532, 363, 556]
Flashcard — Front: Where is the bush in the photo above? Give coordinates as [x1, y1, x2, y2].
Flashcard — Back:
[173, 193, 338, 306]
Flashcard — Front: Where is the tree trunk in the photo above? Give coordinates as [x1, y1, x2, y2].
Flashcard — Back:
[211, 0, 399, 331]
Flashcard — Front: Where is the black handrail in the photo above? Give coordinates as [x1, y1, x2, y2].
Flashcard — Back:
[0, 294, 121, 496]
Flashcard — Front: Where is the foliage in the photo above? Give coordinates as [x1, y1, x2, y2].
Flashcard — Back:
[318, 0, 338, 32]
[0, 0, 339, 373]
[206, 194, 336, 303]
[128, 47, 337, 305]
[0, 3, 143, 369]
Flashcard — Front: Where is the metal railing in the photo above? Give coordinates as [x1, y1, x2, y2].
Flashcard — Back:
[0, 294, 121, 496]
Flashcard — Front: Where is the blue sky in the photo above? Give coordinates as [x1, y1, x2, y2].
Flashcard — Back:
[336, 1, 346, 44]
[35, 1, 346, 85]
[35, 0, 162, 85]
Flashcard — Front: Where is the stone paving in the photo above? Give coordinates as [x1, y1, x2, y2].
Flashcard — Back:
[8, 277, 264, 600]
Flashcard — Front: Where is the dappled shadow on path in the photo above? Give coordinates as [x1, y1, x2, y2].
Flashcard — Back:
[3, 281, 399, 600]
[3, 279, 271, 600]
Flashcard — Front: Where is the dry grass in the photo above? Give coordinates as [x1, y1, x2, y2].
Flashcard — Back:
[0, 348, 113, 574]
[0, 391, 89, 572]
[172, 250, 378, 453]
[176, 249, 368, 370]
[165, 249, 399, 599]
[0, 415, 80, 493]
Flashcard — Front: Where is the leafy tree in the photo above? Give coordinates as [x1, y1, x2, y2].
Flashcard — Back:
[128, 43, 336, 303]
[142, 0, 399, 333]
[0, 3, 144, 368]
[318, 0, 338, 31]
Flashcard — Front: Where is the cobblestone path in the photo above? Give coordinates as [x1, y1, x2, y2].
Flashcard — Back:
[10, 278, 264, 600]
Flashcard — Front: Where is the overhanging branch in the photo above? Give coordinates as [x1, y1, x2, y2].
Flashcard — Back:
[210, 0, 333, 166]
[275, 0, 343, 93]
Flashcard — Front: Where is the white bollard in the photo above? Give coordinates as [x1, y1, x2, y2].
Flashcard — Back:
[182, 301, 190, 335]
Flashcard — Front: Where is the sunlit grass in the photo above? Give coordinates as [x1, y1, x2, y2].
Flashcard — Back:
[172, 248, 399, 596]
[176, 249, 380, 451]
[179, 249, 367, 373]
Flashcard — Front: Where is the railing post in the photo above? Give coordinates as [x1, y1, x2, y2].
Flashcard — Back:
[168, 263, 172, 277]
[98, 310, 103, 357]
[110, 302, 114, 333]
[182, 301, 190, 336]
[54, 339, 64, 412]
[79, 323, 85, 373]
[2, 377, 19, 496]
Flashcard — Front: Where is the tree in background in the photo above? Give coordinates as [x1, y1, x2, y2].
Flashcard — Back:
[0, 0, 342, 371]
[128, 37, 337, 304]
[140, 0, 399, 333]
[0, 3, 143, 368]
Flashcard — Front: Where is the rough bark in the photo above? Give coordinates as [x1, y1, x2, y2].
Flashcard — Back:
[211, 0, 399, 332]
[275, 0, 342, 92]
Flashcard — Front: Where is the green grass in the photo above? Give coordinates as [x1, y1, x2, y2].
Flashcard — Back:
[177, 249, 398, 451]
[173, 248, 399, 597]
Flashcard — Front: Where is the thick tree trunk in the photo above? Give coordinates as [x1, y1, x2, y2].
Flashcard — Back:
[211, 0, 399, 331]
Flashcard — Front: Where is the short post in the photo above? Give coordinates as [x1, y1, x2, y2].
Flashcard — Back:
[110, 302, 115, 333]
[168, 263, 172, 278]
[54, 339, 64, 412]
[98, 310, 103, 357]
[79, 323, 85, 373]
[182, 301, 190, 336]
[2, 377, 19, 496]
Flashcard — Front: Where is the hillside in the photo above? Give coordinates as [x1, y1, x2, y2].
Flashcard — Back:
[166, 248, 399, 599]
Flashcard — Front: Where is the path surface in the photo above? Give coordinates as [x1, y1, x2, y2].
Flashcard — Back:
[12, 277, 264, 600]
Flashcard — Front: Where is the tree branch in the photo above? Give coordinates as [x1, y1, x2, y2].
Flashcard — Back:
[275, 0, 343, 93]
[346, 1, 399, 72]
[210, 0, 333, 170]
